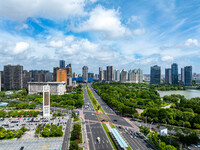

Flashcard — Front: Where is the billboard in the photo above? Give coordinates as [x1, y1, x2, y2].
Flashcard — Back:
[44, 92, 49, 106]
[160, 128, 168, 136]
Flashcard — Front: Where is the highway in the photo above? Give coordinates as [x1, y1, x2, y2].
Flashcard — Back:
[82, 84, 113, 150]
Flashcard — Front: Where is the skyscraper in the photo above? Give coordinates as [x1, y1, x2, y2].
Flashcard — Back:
[137, 69, 143, 83]
[128, 70, 138, 83]
[103, 70, 107, 81]
[99, 67, 103, 81]
[181, 68, 184, 84]
[150, 65, 161, 85]
[114, 69, 120, 81]
[82, 66, 88, 82]
[120, 69, 128, 82]
[106, 66, 113, 81]
[4, 65, 23, 89]
[59, 60, 65, 68]
[0, 72, 1, 91]
[171, 63, 178, 84]
[184, 66, 192, 86]
[165, 68, 171, 84]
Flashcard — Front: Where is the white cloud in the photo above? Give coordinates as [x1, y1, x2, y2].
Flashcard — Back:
[185, 39, 198, 46]
[90, 0, 98, 3]
[16, 24, 28, 30]
[75, 5, 130, 38]
[161, 56, 174, 61]
[49, 40, 64, 48]
[0, 0, 86, 20]
[133, 28, 146, 35]
[13, 42, 29, 54]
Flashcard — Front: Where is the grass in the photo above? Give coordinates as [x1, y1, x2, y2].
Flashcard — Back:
[87, 86, 105, 113]
[73, 117, 81, 122]
[102, 124, 117, 150]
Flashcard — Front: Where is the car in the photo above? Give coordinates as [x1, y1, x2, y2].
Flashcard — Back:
[151, 128, 156, 131]
[197, 144, 200, 148]
[113, 119, 117, 122]
[191, 144, 197, 148]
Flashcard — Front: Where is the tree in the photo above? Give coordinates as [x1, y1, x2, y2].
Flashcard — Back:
[140, 126, 150, 136]
[69, 141, 78, 150]
[41, 129, 50, 137]
[29, 103, 36, 109]
[164, 145, 177, 150]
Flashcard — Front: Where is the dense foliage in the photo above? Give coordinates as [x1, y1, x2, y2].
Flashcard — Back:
[35, 124, 63, 137]
[140, 94, 200, 129]
[0, 126, 27, 140]
[0, 110, 39, 118]
[92, 83, 165, 115]
[1, 84, 84, 109]
[7, 102, 36, 109]
[51, 84, 84, 109]
[69, 124, 82, 150]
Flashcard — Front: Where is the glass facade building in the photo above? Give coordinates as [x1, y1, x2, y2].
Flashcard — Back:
[150, 65, 161, 85]
[171, 63, 178, 84]
[184, 66, 192, 86]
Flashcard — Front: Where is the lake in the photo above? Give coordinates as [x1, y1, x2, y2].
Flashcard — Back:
[0, 102, 8, 107]
[158, 89, 200, 99]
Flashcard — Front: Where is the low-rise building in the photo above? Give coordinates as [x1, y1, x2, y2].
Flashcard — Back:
[28, 82, 66, 95]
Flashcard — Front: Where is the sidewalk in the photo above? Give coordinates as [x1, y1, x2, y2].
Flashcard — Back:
[78, 109, 89, 150]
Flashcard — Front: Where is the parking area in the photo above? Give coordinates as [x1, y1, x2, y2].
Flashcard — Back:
[0, 137, 63, 150]
[0, 116, 69, 132]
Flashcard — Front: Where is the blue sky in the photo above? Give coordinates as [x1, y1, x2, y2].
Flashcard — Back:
[0, 0, 200, 74]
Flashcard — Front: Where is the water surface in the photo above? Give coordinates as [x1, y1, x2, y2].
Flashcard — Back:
[158, 89, 200, 99]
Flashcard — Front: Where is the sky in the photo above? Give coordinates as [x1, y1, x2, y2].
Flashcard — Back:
[0, 0, 200, 74]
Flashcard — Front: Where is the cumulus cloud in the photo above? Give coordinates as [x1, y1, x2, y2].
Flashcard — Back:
[185, 39, 198, 46]
[0, 0, 86, 20]
[75, 5, 130, 38]
[161, 56, 174, 61]
[13, 42, 29, 54]
[49, 40, 64, 48]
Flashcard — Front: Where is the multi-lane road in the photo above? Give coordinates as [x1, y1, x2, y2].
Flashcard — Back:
[85, 83, 156, 150]
[82, 84, 113, 150]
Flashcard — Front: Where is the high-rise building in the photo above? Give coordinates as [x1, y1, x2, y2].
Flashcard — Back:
[103, 70, 107, 81]
[73, 72, 78, 78]
[181, 68, 184, 84]
[99, 67, 103, 81]
[66, 66, 72, 88]
[0, 71, 3, 89]
[66, 63, 71, 68]
[165, 68, 171, 84]
[150, 65, 161, 85]
[43, 85, 50, 117]
[56, 69, 67, 84]
[137, 69, 143, 83]
[128, 70, 138, 83]
[59, 60, 65, 68]
[114, 69, 120, 81]
[82, 66, 88, 82]
[171, 63, 178, 84]
[0, 72, 1, 91]
[106, 66, 113, 81]
[23, 70, 32, 88]
[184, 66, 192, 86]
[4, 65, 23, 89]
[120, 69, 128, 82]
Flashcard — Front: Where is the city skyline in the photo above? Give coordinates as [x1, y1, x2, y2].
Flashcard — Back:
[0, 1, 200, 74]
